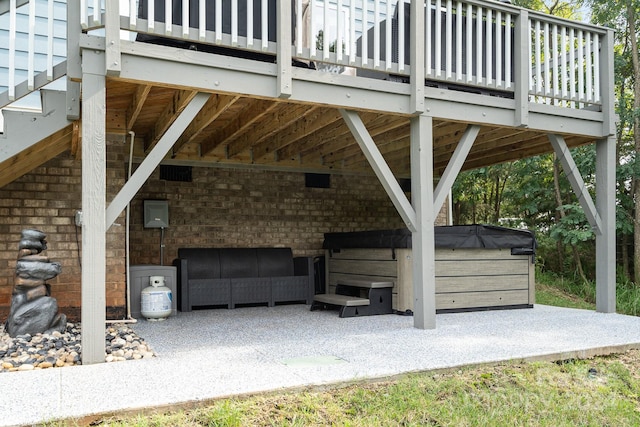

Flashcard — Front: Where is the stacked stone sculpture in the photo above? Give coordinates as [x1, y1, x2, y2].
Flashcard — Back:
[5, 229, 67, 337]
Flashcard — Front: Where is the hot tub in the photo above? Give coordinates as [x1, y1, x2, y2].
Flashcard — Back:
[322, 225, 536, 313]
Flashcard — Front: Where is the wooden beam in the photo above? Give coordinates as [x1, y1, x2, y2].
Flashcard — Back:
[433, 125, 480, 213]
[300, 115, 409, 166]
[252, 108, 342, 161]
[145, 90, 198, 153]
[227, 103, 311, 158]
[71, 120, 81, 158]
[340, 109, 417, 231]
[173, 94, 241, 155]
[106, 93, 211, 228]
[200, 99, 278, 156]
[125, 84, 151, 130]
[548, 133, 602, 234]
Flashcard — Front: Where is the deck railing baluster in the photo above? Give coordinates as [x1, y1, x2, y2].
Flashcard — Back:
[183, 0, 190, 38]
[495, 11, 502, 88]
[593, 33, 600, 104]
[586, 31, 593, 104]
[323, 0, 329, 60]
[165, 0, 172, 34]
[455, 1, 462, 82]
[247, 0, 253, 46]
[398, 0, 405, 71]
[485, 8, 492, 86]
[577, 30, 584, 104]
[551, 24, 558, 102]
[215, 0, 222, 43]
[261, 0, 267, 49]
[445, 0, 452, 80]
[349, 0, 355, 64]
[385, 0, 391, 69]
[426, 0, 432, 77]
[373, 0, 380, 67]
[465, 3, 472, 83]
[569, 27, 575, 105]
[338, 0, 344, 62]
[560, 26, 567, 105]
[475, 6, 482, 85]
[231, 0, 238, 45]
[435, 0, 442, 78]
[505, 12, 511, 89]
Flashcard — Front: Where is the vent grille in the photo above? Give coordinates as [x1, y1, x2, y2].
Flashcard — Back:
[160, 165, 192, 182]
[305, 173, 330, 189]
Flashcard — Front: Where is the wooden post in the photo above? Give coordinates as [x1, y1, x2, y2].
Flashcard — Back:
[104, 0, 121, 76]
[81, 49, 107, 364]
[277, 0, 292, 98]
[411, 114, 436, 329]
[595, 136, 616, 313]
[514, 9, 529, 127]
[66, 0, 81, 120]
[410, 0, 425, 114]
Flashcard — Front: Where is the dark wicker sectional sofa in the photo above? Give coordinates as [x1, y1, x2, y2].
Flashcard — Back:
[174, 248, 314, 311]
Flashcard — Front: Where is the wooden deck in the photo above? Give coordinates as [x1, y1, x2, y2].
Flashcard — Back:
[106, 62, 596, 178]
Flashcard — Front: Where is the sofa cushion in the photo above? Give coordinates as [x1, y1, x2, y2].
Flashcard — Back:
[220, 248, 259, 278]
[257, 248, 294, 277]
[178, 248, 221, 279]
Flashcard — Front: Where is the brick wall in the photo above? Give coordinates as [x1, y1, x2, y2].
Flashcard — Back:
[0, 141, 448, 321]
[0, 136, 127, 321]
[128, 167, 412, 264]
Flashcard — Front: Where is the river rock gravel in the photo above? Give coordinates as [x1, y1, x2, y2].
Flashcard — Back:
[0, 322, 155, 372]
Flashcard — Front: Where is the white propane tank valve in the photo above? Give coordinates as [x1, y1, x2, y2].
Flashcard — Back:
[141, 275, 172, 321]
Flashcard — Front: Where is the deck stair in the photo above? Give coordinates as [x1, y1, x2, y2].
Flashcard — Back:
[0, 88, 74, 187]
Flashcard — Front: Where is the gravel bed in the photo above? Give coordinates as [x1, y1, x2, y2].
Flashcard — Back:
[0, 322, 155, 372]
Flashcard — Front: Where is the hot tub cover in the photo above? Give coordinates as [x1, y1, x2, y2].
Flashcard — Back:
[323, 225, 536, 255]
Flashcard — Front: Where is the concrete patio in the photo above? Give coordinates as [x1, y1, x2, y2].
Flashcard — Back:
[2, 304, 640, 426]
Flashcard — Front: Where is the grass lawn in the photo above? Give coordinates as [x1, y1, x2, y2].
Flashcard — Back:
[64, 350, 640, 426]
[53, 282, 640, 427]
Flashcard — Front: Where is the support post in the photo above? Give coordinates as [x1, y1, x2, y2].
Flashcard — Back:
[411, 114, 436, 329]
[66, 0, 81, 120]
[104, 0, 121, 76]
[410, 0, 425, 114]
[277, 0, 292, 98]
[81, 50, 107, 364]
[595, 136, 616, 312]
[514, 9, 529, 127]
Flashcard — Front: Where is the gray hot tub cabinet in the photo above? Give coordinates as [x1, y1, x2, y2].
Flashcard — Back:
[322, 225, 536, 313]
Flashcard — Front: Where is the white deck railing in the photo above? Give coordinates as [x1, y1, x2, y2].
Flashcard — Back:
[0, 0, 612, 111]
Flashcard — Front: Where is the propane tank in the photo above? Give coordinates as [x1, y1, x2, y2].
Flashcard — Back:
[141, 276, 172, 321]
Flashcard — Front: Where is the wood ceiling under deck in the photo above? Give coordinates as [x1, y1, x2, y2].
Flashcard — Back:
[106, 80, 596, 178]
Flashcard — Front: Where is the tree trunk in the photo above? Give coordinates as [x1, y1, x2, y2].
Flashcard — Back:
[629, 3, 640, 285]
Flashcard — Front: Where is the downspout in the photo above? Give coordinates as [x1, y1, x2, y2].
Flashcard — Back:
[120, 130, 137, 323]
